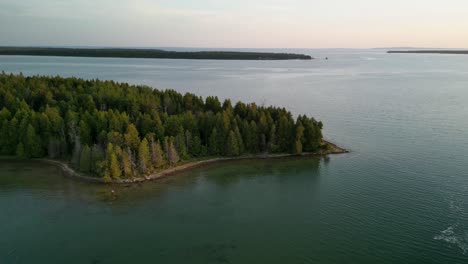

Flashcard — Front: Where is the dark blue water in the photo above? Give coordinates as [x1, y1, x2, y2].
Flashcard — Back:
[0, 50, 467, 263]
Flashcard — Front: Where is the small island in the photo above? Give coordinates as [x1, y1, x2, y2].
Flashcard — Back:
[0, 47, 313, 60]
[0, 73, 345, 184]
[387, 50, 468, 55]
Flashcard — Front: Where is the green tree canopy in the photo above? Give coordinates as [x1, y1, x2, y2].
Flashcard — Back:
[0, 73, 324, 181]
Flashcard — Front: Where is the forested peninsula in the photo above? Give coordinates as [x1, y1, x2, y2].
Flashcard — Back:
[0, 47, 312, 60]
[0, 73, 339, 183]
[387, 50, 468, 55]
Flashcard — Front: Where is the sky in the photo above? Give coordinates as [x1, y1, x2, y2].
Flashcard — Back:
[0, 0, 467, 49]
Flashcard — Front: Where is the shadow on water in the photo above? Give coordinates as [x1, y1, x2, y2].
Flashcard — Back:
[114, 156, 324, 201]
[0, 156, 327, 264]
[195, 156, 322, 185]
[0, 158, 121, 205]
[0, 156, 324, 206]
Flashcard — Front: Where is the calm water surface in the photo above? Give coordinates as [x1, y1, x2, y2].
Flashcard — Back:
[1, 50, 468, 263]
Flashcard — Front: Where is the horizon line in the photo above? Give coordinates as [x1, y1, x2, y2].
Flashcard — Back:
[1, 45, 468, 50]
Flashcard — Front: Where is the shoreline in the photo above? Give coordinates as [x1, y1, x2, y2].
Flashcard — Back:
[4, 141, 348, 184]
[387, 50, 468, 55]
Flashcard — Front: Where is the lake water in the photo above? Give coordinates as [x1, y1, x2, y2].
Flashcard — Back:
[1, 50, 468, 263]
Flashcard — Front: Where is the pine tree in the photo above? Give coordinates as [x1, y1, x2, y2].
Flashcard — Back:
[24, 124, 42, 158]
[147, 135, 157, 170]
[205, 96, 222, 113]
[174, 132, 188, 160]
[191, 135, 202, 157]
[138, 138, 150, 175]
[137, 113, 153, 137]
[114, 145, 123, 162]
[300, 117, 323, 152]
[185, 130, 192, 154]
[102, 171, 112, 183]
[167, 138, 180, 165]
[153, 112, 165, 142]
[107, 131, 124, 146]
[294, 140, 303, 154]
[0, 120, 6, 154]
[277, 115, 294, 152]
[124, 124, 140, 151]
[222, 99, 233, 111]
[260, 133, 267, 152]
[294, 122, 304, 154]
[208, 128, 219, 155]
[0, 107, 11, 123]
[259, 112, 268, 135]
[267, 124, 278, 153]
[3, 118, 18, 154]
[109, 152, 121, 180]
[226, 130, 240, 156]
[0, 109, 11, 154]
[120, 147, 133, 178]
[234, 126, 244, 154]
[106, 143, 121, 180]
[18, 116, 30, 144]
[247, 121, 259, 153]
[150, 140, 165, 168]
[79, 120, 92, 146]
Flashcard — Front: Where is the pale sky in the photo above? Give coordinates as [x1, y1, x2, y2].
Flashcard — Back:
[1, 0, 467, 48]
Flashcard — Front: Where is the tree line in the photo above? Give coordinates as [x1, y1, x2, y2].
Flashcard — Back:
[0, 47, 313, 60]
[0, 73, 323, 181]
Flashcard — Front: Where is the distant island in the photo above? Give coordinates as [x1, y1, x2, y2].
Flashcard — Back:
[0, 47, 313, 60]
[387, 50, 468, 55]
[0, 73, 344, 183]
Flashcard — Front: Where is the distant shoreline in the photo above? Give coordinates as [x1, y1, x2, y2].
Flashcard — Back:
[23, 140, 348, 185]
[0, 47, 312, 60]
[387, 50, 468, 55]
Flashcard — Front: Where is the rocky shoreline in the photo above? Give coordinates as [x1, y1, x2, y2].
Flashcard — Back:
[38, 140, 348, 184]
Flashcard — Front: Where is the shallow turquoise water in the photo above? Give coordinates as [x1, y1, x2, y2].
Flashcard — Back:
[0, 50, 467, 263]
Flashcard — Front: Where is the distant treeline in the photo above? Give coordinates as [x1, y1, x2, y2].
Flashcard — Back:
[387, 50, 468, 55]
[0, 73, 323, 181]
[0, 47, 313, 60]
